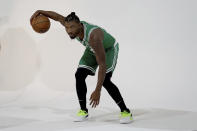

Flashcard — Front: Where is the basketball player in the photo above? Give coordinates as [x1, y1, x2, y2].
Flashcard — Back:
[30, 10, 133, 124]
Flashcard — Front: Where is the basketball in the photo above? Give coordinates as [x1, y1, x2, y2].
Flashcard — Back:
[31, 15, 50, 33]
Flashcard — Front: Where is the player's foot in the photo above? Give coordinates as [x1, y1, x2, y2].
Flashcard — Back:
[74, 109, 88, 122]
[120, 110, 133, 124]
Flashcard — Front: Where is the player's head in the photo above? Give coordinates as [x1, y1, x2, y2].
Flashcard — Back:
[64, 12, 81, 39]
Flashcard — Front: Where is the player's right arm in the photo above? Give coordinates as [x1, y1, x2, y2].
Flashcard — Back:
[30, 10, 65, 26]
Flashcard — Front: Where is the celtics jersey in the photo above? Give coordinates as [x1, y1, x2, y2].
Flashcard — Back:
[76, 21, 116, 53]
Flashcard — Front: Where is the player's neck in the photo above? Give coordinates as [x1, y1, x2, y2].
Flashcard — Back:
[78, 23, 84, 41]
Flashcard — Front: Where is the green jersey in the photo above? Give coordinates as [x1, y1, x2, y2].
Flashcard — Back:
[76, 21, 116, 53]
[76, 21, 119, 74]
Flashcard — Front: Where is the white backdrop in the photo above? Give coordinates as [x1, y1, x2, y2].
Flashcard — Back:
[0, 0, 197, 111]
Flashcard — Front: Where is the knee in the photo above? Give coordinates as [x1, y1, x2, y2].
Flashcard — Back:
[103, 77, 112, 88]
[103, 79, 109, 87]
[75, 68, 88, 81]
[103, 72, 112, 87]
[75, 70, 84, 81]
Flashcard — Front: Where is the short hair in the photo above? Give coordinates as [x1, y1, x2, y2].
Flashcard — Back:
[65, 12, 80, 23]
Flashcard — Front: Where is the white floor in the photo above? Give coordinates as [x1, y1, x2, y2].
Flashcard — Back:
[0, 78, 197, 131]
[0, 106, 197, 131]
[0, 97, 197, 130]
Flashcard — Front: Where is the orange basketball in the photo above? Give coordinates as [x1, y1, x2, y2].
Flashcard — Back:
[31, 15, 50, 33]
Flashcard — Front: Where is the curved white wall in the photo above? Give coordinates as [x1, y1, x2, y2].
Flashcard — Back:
[0, 0, 197, 111]
[0, 28, 39, 90]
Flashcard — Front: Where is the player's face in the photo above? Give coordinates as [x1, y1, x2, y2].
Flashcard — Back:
[64, 21, 81, 39]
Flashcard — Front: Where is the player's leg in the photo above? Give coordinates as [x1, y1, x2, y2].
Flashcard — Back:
[103, 43, 133, 123]
[74, 67, 92, 122]
[75, 49, 98, 121]
[103, 71, 130, 113]
[104, 43, 127, 111]
[75, 68, 93, 112]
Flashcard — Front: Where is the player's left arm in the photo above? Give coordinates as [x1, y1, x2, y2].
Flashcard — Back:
[89, 28, 106, 92]
[89, 28, 106, 108]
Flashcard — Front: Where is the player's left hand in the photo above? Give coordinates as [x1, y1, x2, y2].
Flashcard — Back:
[89, 90, 101, 108]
